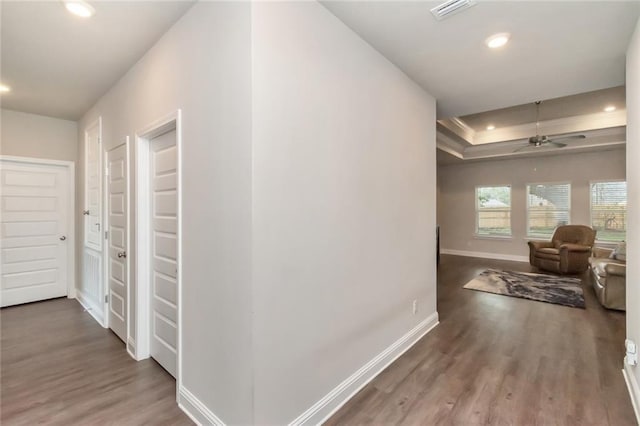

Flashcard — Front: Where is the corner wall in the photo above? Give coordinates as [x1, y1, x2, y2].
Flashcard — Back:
[624, 16, 640, 420]
[251, 2, 437, 423]
[438, 148, 626, 259]
[76, 2, 253, 424]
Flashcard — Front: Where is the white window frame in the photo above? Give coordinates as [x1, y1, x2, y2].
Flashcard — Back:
[475, 184, 512, 238]
[526, 181, 571, 238]
[589, 179, 626, 243]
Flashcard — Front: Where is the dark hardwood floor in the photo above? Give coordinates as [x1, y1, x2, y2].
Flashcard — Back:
[1, 298, 192, 425]
[2, 256, 635, 425]
[326, 254, 636, 426]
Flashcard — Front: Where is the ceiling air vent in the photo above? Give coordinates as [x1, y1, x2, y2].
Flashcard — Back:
[430, 0, 476, 21]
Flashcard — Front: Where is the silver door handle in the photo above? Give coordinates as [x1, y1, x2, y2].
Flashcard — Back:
[59, 236, 66, 241]
[117, 251, 127, 258]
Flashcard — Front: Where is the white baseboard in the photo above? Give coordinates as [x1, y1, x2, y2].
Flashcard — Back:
[75, 289, 106, 327]
[289, 312, 440, 426]
[178, 386, 226, 426]
[441, 248, 529, 263]
[127, 338, 137, 360]
[623, 364, 640, 424]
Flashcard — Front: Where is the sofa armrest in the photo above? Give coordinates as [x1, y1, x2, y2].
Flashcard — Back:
[605, 263, 626, 277]
[559, 243, 591, 253]
[529, 241, 554, 250]
[593, 247, 614, 258]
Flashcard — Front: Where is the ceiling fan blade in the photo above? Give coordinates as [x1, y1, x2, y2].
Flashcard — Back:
[547, 134, 586, 143]
[546, 141, 567, 148]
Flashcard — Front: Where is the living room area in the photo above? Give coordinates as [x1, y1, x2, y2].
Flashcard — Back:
[437, 86, 627, 309]
[427, 86, 634, 422]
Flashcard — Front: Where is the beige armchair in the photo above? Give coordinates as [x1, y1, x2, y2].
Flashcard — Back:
[528, 225, 596, 274]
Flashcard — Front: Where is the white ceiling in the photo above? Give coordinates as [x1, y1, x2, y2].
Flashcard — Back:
[2, 1, 639, 123]
[322, 1, 640, 119]
[1, 1, 195, 120]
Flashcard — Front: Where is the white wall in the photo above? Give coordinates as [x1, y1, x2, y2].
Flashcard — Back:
[438, 148, 626, 259]
[251, 2, 437, 424]
[1, 109, 77, 161]
[625, 17, 640, 416]
[77, 3, 253, 424]
[76, 1, 438, 423]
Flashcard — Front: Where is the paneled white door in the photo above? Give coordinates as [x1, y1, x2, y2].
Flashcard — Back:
[1, 160, 70, 307]
[149, 129, 178, 377]
[106, 144, 128, 342]
[84, 121, 102, 250]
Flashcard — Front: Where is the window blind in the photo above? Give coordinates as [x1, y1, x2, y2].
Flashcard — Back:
[527, 183, 570, 237]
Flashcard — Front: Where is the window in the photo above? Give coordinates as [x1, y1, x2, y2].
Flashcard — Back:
[591, 181, 627, 242]
[476, 186, 511, 236]
[527, 183, 571, 237]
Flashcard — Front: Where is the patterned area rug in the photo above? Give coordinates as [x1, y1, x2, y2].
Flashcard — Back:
[464, 269, 585, 309]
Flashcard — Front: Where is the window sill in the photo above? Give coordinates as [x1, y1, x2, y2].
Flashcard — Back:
[474, 234, 513, 241]
[594, 240, 622, 246]
[524, 236, 552, 241]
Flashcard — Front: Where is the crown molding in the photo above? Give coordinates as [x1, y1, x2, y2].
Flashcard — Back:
[472, 109, 627, 145]
[438, 109, 627, 147]
[437, 125, 626, 163]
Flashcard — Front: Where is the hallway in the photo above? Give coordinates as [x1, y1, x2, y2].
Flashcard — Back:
[0, 298, 191, 425]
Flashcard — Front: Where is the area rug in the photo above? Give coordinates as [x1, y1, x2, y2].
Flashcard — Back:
[463, 269, 585, 309]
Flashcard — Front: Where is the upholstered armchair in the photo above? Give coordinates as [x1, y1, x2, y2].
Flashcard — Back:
[528, 225, 597, 274]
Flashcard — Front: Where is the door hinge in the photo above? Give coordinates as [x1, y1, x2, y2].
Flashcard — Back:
[105, 231, 108, 240]
[105, 294, 108, 303]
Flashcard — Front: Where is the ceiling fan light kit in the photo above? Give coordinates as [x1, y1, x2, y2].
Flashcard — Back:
[514, 101, 586, 152]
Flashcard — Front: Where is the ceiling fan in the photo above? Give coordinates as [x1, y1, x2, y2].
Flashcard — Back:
[514, 101, 586, 152]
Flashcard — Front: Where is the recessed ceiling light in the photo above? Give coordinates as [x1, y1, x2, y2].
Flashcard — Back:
[0, 84, 10, 93]
[63, 1, 95, 18]
[485, 32, 510, 49]
[486, 125, 495, 131]
[604, 105, 616, 112]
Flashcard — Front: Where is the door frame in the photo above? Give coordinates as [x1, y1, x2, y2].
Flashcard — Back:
[103, 138, 132, 354]
[133, 110, 183, 390]
[0, 155, 76, 299]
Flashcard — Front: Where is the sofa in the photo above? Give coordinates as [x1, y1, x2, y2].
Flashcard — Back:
[589, 245, 626, 311]
[528, 225, 596, 274]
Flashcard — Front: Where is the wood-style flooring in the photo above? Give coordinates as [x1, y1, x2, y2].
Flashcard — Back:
[1, 256, 636, 425]
[1, 298, 192, 425]
[326, 255, 636, 426]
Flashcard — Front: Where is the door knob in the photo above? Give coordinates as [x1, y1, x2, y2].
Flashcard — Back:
[117, 251, 127, 258]
[59, 236, 66, 241]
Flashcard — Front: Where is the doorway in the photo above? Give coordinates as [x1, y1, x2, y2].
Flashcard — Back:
[134, 111, 182, 381]
[0, 156, 75, 307]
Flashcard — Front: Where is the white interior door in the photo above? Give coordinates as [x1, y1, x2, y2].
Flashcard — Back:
[106, 144, 128, 342]
[149, 129, 178, 377]
[1, 160, 70, 307]
[84, 121, 102, 250]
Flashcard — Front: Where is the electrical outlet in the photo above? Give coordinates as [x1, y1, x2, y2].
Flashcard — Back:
[626, 339, 638, 366]
[412, 299, 418, 314]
